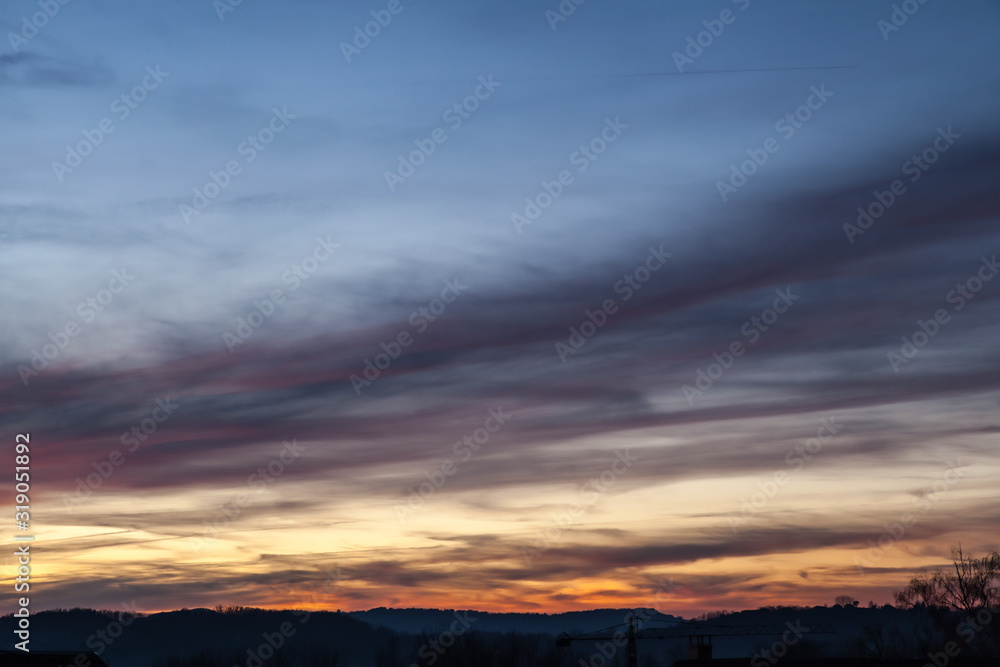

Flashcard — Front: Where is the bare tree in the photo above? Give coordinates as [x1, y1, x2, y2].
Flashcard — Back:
[895, 546, 1000, 613]
[894, 546, 1000, 657]
[860, 624, 886, 659]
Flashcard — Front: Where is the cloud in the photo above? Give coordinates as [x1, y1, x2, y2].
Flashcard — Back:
[4, 0, 999, 614]
[0, 52, 113, 87]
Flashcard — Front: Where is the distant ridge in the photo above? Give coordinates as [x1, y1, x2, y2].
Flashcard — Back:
[347, 606, 682, 634]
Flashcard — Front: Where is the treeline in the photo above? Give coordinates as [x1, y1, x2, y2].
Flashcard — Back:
[7, 547, 998, 666]
[152, 626, 651, 667]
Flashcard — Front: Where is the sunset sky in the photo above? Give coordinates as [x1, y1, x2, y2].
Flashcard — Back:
[3, 0, 1000, 617]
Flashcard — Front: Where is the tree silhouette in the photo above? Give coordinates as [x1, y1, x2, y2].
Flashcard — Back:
[895, 546, 1000, 612]
[894, 545, 1000, 657]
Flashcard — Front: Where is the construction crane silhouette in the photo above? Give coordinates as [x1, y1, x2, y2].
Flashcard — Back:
[556, 618, 836, 665]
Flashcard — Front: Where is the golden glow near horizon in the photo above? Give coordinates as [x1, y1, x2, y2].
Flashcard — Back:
[9, 396, 997, 617]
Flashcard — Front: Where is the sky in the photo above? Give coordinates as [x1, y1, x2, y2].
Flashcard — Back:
[2, 0, 999, 617]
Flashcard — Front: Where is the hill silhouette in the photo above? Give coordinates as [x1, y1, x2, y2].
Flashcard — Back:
[3, 603, 998, 666]
[0, 606, 677, 667]
[348, 606, 680, 634]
